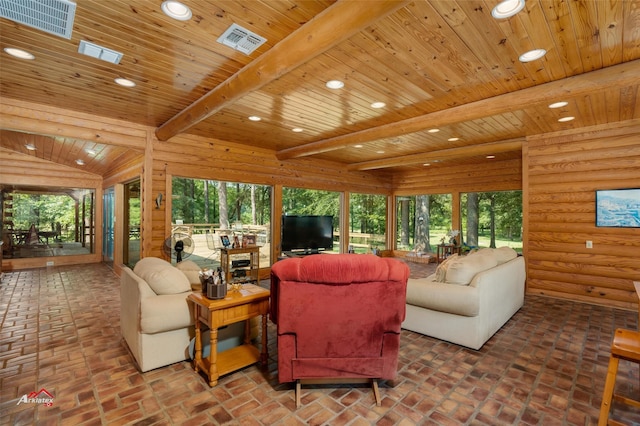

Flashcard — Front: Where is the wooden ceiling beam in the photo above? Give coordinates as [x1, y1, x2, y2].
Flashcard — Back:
[277, 59, 640, 160]
[155, 0, 411, 142]
[348, 139, 524, 171]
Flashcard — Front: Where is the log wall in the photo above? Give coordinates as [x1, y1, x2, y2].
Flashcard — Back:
[392, 158, 523, 195]
[524, 120, 640, 309]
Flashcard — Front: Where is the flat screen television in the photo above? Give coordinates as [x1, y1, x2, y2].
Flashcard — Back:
[281, 215, 333, 253]
[595, 188, 640, 228]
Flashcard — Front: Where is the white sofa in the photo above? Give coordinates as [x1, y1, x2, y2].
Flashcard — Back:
[402, 247, 525, 350]
[120, 257, 248, 372]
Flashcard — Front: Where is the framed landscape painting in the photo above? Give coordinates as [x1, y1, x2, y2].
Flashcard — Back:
[595, 188, 640, 228]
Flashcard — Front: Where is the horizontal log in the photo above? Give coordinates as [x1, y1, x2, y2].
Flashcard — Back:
[528, 178, 638, 193]
[528, 221, 637, 234]
[527, 277, 635, 303]
[4, 255, 102, 271]
[526, 118, 640, 145]
[525, 286, 637, 311]
[528, 268, 634, 293]
[528, 164, 639, 185]
[526, 256, 639, 278]
[528, 231, 637, 247]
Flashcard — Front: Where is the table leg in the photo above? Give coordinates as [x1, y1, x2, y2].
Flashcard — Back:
[208, 326, 219, 386]
[193, 306, 201, 373]
[260, 313, 268, 366]
[243, 319, 251, 346]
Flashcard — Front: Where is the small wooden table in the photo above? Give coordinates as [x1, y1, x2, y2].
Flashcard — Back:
[188, 284, 270, 386]
[437, 244, 461, 263]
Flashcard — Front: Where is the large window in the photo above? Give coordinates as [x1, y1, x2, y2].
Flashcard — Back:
[282, 187, 340, 252]
[460, 191, 522, 252]
[171, 178, 271, 268]
[349, 193, 386, 253]
[395, 194, 452, 252]
[1, 187, 95, 259]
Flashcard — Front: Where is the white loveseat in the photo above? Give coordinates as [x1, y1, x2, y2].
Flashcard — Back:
[120, 257, 247, 372]
[402, 247, 525, 350]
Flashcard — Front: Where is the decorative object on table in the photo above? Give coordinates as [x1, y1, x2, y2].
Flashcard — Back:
[242, 234, 256, 247]
[199, 267, 227, 299]
[220, 235, 231, 248]
[447, 229, 460, 245]
[233, 235, 240, 248]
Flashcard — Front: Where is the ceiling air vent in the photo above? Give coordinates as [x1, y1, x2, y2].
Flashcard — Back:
[78, 40, 123, 64]
[217, 23, 267, 55]
[0, 0, 76, 39]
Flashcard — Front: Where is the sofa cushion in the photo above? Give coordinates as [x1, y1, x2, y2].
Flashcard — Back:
[134, 257, 191, 295]
[406, 277, 479, 316]
[434, 253, 458, 282]
[175, 259, 202, 290]
[140, 292, 193, 333]
[493, 246, 518, 264]
[445, 250, 498, 285]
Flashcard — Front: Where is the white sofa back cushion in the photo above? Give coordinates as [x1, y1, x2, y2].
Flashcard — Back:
[134, 257, 191, 295]
[175, 259, 202, 289]
[492, 246, 518, 264]
[445, 250, 498, 285]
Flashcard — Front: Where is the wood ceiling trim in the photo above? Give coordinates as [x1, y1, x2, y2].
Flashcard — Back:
[348, 139, 524, 171]
[277, 59, 640, 161]
[155, 0, 411, 142]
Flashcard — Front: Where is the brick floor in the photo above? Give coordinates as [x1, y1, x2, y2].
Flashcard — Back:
[1, 263, 639, 425]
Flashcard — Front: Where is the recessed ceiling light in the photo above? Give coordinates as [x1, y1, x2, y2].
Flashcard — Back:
[114, 77, 136, 87]
[85, 148, 97, 156]
[248, 116, 261, 121]
[549, 101, 568, 109]
[4, 47, 35, 60]
[519, 49, 547, 63]
[161, 1, 192, 21]
[376, 150, 385, 154]
[423, 163, 431, 166]
[486, 155, 496, 159]
[326, 80, 344, 89]
[492, 0, 526, 19]
[448, 137, 460, 142]
[292, 127, 304, 132]
[354, 144, 363, 148]
[371, 102, 386, 109]
[76, 159, 85, 165]
[428, 128, 440, 133]
[558, 116, 575, 122]
[25, 144, 36, 151]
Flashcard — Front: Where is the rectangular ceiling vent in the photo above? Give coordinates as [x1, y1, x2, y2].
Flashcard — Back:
[217, 23, 267, 56]
[0, 0, 76, 39]
[78, 40, 123, 64]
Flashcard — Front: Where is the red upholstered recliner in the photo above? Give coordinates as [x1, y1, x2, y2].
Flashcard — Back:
[270, 253, 409, 407]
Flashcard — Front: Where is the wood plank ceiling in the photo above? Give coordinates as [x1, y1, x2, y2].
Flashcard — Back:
[0, 0, 639, 176]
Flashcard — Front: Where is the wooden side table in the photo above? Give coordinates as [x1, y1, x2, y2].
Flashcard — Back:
[437, 244, 461, 263]
[188, 284, 270, 386]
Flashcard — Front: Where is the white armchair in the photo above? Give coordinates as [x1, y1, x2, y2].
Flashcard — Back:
[120, 257, 247, 372]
